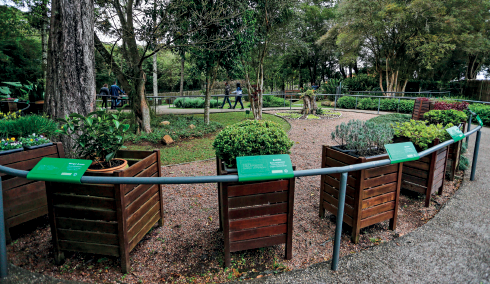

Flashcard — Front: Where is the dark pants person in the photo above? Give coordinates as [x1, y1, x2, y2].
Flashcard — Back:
[102, 96, 108, 108]
[233, 96, 244, 109]
[221, 96, 232, 108]
[111, 96, 119, 109]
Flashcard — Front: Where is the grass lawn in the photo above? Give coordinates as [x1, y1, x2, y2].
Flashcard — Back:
[125, 112, 290, 166]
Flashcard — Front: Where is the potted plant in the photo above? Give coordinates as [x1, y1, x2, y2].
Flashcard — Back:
[320, 120, 402, 244]
[57, 110, 130, 173]
[392, 120, 452, 207]
[47, 110, 164, 273]
[0, 137, 23, 156]
[423, 109, 468, 181]
[20, 133, 53, 150]
[213, 120, 295, 267]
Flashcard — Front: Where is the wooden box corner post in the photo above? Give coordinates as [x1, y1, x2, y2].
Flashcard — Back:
[319, 146, 402, 244]
[46, 150, 164, 273]
[411, 99, 434, 121]
[0, 142, 65, 243]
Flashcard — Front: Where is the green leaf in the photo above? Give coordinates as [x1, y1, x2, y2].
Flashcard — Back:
[114, 120, 120, 129]
[105, 152, 116, 162]
[122, 124, 130, 132]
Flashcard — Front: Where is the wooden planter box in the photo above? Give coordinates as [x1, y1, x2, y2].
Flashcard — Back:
[319, 146, 402, 244]
[394, 138, 449, 207]
[45, 150, 164, 273]
[216, 158, 294, 268]
[411, 99, 435, 120]
[0, 142, 65, 243]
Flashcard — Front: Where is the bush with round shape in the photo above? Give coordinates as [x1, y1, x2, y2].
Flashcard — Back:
[468, 103, 490, 126]
[336, 96, 356, 109]
[423, 109, 467, 126]
[392, 120, 453, 150]
[213, 120, 293, 167]
[357, 98, 375, 110]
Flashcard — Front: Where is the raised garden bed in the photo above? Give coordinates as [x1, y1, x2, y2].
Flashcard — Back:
[319, 145, 402, 244]
[216, 158, 295, 267]
[0, 142, 65, 243]
[45, 150, 164, 273]
[394, 137, 449, 207]
[411, 99, 435, 120]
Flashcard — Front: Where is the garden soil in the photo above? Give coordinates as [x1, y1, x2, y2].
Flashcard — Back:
[6, 111, 466, 283]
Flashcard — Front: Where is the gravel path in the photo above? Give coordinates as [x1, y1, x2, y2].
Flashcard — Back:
[7, 111, 465, 283]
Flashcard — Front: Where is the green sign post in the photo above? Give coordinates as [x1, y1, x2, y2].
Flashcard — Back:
[237, 154, 294, 182]
[446, 126, 465, 142]
[385, 142, 420, 164]
[476, 115, 484, 127]
[27, 157, 92, 184]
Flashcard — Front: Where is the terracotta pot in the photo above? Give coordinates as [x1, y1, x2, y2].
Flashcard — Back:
[86, 158, 128, 173]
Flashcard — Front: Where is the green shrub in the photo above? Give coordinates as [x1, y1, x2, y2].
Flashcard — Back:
[336, 96, 357, 109]
[468, 103, 490, 126]
[263, 95, 290, 107]
[392, 120, 452, 150]
[213, 120, 293, 167]
[379, 99, 399, 111]
[331, 120, 394, 156]
[357, 98, 375, 110]
[398, 100, 415, 113]
[459, 155, 469, 171]
[423, 109, 467, 126]
[0, 114, 58, 139]
[342, 74, 380, 91]
[368, 113, 411, 126]
[174, 97, 223, 108]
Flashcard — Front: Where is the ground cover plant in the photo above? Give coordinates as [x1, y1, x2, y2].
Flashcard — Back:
[423, 109, 467, 126]
[393, 120, 452, 150]
[367, 113, 411, 126]
[275, 109, 341, 120]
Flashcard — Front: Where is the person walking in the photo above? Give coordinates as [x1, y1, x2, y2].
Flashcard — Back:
[99, 84, 110, 109]
[219, 81, 232, 109]
[109, 81, 125, 110]
[232, 82, 244, 109]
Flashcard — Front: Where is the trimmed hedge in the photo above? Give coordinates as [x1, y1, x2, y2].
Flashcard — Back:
[336, 96, 415, 113]
[468, 103, 490, 126]
[174, 97, 223, 108]
[263, 95, 290, 107]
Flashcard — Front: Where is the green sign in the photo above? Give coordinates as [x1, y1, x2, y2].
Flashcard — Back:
[237, 154, 294, 182]
[446, 126, 465, 142]
[476, 115, 484, 126]
[385, 142, 420, 164]
[27, 157, 92, 184]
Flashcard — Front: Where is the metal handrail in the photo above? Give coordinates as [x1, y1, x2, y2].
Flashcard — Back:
[0, 120, 483, 277]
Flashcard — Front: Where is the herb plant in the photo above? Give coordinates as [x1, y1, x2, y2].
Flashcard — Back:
[423, 110, 467, 126]
[57, 110, 130, 168]
[392, 120, 453, 150]
[331, 119, 394, 156]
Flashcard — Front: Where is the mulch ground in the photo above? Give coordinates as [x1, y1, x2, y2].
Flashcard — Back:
[7, 111, 466, 283]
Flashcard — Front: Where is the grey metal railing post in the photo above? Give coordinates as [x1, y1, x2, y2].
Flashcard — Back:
[0, 177, 7, 278]
[377, 98, 381, 114]
[290, 93, 292, 110]
[466, 113, 472, 144]
[470, 129, 481, 181]
[283, 92, 285, 107]
[334, 95, 337, 110]
[331, 171, 348, 271]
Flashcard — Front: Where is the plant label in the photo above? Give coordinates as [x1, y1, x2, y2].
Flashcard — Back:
[446, 126, 465, 142]
[27, 157, 92, 184]
[476, 115, 484, 127]
[385, 142, 420, 164]
[237, 154, 294, 182]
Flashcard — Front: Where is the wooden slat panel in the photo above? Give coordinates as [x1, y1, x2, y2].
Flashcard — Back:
[230, 234, 286, 253]
[363, 173, 398, 189]
[52, 194, 115, 210]
[362, 192, 396, 209]
[2, 177, 34, 191]
[361, 201, 395, 219]
[401, 181, 426, 194]
[5, 188, 46, 209]
[322, 183, 355, 207]
[325, 147, 359, 165]
[436, 150, 447, 162]
[122, 153, 157, 177]
[125, 186, 159, 216]
[124, 172, 157, 196]
[364, 164, 399, 179]
[402, 173, 428, 187]
[58, 229, 119, 245]
[116, 150, 154, 160]
[5, 196, 46, 218]
[229, 224, 287, 242]
[419, 156, 431, 163]
[59, 240, 119, 256]
[228, 192, 288, 209]
[323, 175, 356, 197]
[360, 211, 394, 228]
[127, 201, 160, 241]
[229, 203, 288, 220]
[321, 201, 353, 226]
[321, 188, 355, 217]
[363, 182, 397, 199]
[54, 206, 117, 221]
[432, 179, 443, 194]
[0, 145, 58, 165]
[56, 218, 118, 234]
[49, 183, 115, 198]
[128, 211, 160, 252]
[434, 158, 446, 172]
[229, 214, 287, 231]
[400, 166, 428, 179]
[125, 182, 155, 205]
[3, 180, 45, 200]
[7, 206, 47, 227]
[126, 193, 159, 229]
[325, 173, 357, 188]
[228, 180, 288, 197]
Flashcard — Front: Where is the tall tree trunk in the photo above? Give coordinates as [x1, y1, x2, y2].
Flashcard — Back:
[179, 52, 185, 96]
[153, 53, 158, 97]
[45, 0, 95, 157]
[204, 72, 211, 124]
[137, 71, 151, 132]
[41, 0, 48, 87]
